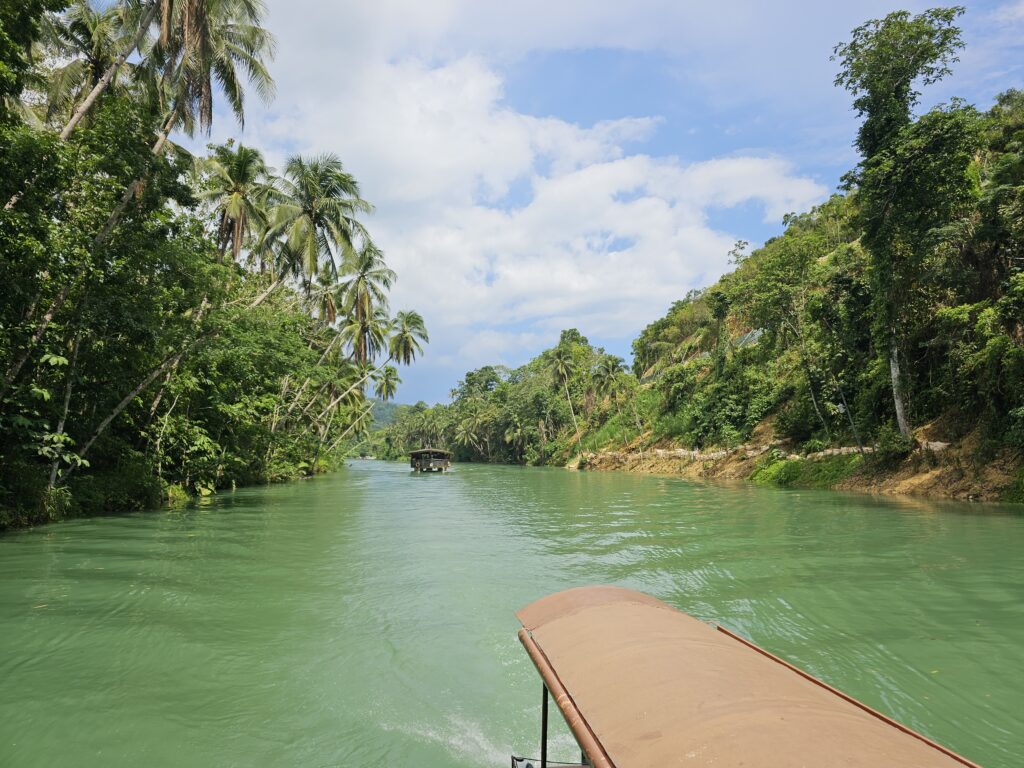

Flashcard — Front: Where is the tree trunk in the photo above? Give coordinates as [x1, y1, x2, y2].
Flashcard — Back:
[0, 281, 72, 400]
[154, 393, 180, 480]
[318, 357, 392, 421]
[248, 277, 284, 309]
[889, 336, 911, 438]
[93, 108, 179, 249]
[47, 334, 82, 489]
[59, 3, 159, 141]
[2, 4, 161, 211]
[803, 362, 831, 442]
[628, 396, 644, 459]
[327, 405, 374, 453]
[563, 380, 579, 435]
[64, 347, 187, 479]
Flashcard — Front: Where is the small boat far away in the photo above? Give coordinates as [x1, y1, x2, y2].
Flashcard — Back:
[409, 447, 451, 473]
[511, 586, 981, 768]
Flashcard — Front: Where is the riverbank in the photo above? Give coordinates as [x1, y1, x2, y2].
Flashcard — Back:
[577, 428, 1024, 503]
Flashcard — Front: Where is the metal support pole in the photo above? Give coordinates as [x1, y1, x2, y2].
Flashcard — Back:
[541, 683, 549, 768]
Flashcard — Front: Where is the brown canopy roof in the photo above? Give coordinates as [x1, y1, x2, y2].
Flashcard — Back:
[516, 586, 980, 768]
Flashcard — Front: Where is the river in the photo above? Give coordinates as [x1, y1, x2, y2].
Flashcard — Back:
[0, 461, 1021, 767]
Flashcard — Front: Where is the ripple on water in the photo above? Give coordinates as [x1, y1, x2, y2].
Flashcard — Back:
[0, 462, 1021, 768]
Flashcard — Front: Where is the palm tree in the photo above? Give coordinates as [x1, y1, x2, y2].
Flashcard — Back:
[56, 0, 161, 141]
[317, 310, 428, 419]
[455, 419, 482, 455]
[53, 0, 251, 140]
[504, 415, 527, 462]
[592, 355, 632, 450]
[271, 154, 373, 283]
[94, 0, 276, 247]
[550, 346, 579, 439]
[372, 365, 400, 402]
[152, 0, 275, 136]
[388, 310, 428, 365]
[335, 244, 396, 364]
[38, 0, 134, 128]
[339, 305, 390, 369]
[592, 354, 625, 399]
[198, 141, 277, 262]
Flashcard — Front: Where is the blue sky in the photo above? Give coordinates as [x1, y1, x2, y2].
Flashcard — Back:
[198, 0, 1024, 404]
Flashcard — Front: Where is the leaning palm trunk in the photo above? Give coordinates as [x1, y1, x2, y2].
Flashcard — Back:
[327, 404, 374, 453]
[47, 334, 83, 489]
[4, 2, 161, 211]
[63, 344, 191, 481]
[0, 281, 73, 401]
[5, 110, 181, 397]
[62, 281, 280, 483]
[273, 335, 344, 432]
[317, 357, 392, 422]
[60, 2, 160, 141]
[94, 108, 179, 248]
[563, 380, 580, 441]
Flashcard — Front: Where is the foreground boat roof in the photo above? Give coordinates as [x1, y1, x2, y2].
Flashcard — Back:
[516, 586, 979, 768]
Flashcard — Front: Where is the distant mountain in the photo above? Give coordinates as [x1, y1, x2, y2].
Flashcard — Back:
[370, 399, 403, 428]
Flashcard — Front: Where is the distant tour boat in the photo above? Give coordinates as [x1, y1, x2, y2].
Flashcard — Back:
[409, 448, 451, 473]
[511, 585, 980, 768]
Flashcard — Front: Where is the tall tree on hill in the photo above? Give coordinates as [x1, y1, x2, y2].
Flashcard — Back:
[550, 345, 579, 440]
[833, 6, 967, 438]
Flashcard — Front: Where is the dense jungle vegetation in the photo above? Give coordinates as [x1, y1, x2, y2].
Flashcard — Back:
[365, 8, 1023, 493]
[0, 0, 427, 528]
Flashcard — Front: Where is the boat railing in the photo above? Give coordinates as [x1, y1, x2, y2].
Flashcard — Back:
[511, 758, 587, 768]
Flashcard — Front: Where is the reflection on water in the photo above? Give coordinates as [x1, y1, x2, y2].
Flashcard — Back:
[0, 461, 1021, 767]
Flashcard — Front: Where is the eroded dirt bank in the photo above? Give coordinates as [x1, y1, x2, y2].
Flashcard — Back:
[575, 427, 1023, 504]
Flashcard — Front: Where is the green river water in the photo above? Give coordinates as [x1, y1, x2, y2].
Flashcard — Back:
[0, 461, 1022, 767]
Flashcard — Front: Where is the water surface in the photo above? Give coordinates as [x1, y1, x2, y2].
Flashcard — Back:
[1, 462, 1021, 766]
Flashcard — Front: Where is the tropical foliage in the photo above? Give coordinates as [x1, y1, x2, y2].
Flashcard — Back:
[0, 0, 427, 528]
[362, 8, 1023, 489]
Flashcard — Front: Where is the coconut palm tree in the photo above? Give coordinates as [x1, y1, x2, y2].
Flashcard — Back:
[388, 310, 428, 366]
[56, 0, 161, 141]
[550, 345, 579, 438]
[339, 305, 390, 368]
[335, 244, 396, 364]
[94, 0, 275, 247]
[455, 418, 482, 455]
[52, 0, 249, 139]
[37, 0, 135, 127]
[271, 154, 373, 282]
[504, 415, 527, 461]
[592, 355, 631, 449]
[373, 366, 400, 402]
[154, 0, 275, 137]
[592, 354, 625, 398]
[199, 141, 277, 262]
[317, 310, 428, 419]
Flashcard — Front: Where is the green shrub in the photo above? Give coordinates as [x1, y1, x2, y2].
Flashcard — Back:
[872, 423, 913, 466]
[802, 438, 827, 454]
[165, 484, 192, 508]
[1002, 468, 1024, 504]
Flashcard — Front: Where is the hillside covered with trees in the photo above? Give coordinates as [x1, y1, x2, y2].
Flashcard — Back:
[366, 8, 1024, 500]
[0, 1, 426, 527]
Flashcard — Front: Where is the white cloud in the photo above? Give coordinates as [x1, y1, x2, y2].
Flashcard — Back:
[991, 1, 1024, 23]
[208, 1, 877, 398]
